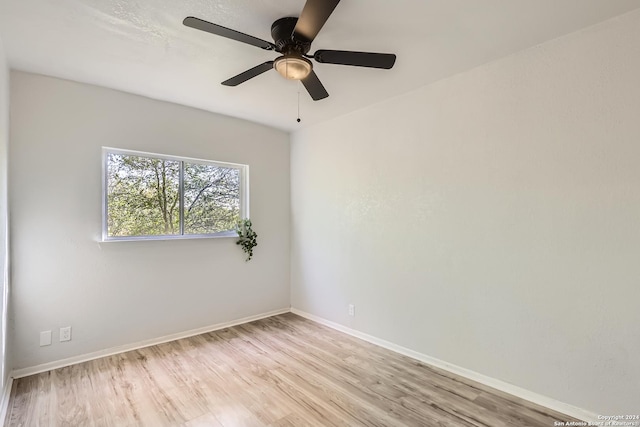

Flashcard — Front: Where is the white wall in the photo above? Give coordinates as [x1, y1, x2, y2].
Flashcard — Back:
[291, 10, 640, 415]
[10, 72, 290, 369]
[0, 36, 10, 392]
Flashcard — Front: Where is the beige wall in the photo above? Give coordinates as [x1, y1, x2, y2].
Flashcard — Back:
[291, 10, 640, 414]
[0, 35, 10, 393]
[10, 72, 290, 369]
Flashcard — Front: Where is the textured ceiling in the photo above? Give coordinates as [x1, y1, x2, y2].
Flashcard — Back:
[1, 0, 639, 131]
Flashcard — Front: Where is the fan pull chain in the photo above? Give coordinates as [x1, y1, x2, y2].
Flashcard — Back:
[297, 91, 301, 123]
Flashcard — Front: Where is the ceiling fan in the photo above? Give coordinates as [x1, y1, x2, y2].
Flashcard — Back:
[183, 0, 396, 101]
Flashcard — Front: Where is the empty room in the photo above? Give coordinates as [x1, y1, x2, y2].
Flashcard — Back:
[0, 0, 639, 425]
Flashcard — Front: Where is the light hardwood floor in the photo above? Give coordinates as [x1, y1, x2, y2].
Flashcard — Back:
[6, 313, 579, 426]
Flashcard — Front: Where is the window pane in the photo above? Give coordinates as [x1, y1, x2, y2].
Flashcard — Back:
[183, 162, 240, 235]
[107, 153, 180, 237]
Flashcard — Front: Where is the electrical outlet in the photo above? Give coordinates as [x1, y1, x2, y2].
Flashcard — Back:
[60, 326, 72, 342]
[40, 330, 52, 347]
[348, 304, 355, 316]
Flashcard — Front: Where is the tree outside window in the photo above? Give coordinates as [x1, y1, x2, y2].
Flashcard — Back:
[104, 149, 247, 240]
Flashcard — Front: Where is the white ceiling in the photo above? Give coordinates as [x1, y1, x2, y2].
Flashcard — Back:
[1, 0, 639, 132]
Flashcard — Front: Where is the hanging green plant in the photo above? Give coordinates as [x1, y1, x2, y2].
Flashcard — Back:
[236, 219, 258, 261]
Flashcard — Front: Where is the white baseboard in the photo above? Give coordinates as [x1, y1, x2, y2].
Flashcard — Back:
[0, 376, 13, 425]
[291, 307, 599, 423]
[11, 308, 290, 379]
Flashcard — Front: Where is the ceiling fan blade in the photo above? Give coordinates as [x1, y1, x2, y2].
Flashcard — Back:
[184, 17, 276, 51]
[293, 0, 341, 44]
[222, 61, 275, 86]
[301, 70, 329, 101]
[313, 50, 396, 69]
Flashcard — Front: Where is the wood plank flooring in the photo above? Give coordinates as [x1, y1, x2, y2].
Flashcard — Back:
[5, 313, 579, 426]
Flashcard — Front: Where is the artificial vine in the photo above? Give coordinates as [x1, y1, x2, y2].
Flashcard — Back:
[236, 219, 258, 261]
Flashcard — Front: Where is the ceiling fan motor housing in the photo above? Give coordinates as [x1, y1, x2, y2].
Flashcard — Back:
[271, 17, 311, 54]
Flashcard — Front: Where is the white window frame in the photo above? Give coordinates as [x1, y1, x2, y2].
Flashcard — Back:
[102, 147, 249, 242]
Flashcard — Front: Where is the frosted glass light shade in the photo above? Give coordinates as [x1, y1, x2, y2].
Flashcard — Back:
[274, 55, 312, 80]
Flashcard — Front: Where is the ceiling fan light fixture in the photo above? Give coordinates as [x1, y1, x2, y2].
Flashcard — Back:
[274, 55, 312, 80]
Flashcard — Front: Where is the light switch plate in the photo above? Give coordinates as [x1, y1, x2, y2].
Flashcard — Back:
[40, 330, 52, 346]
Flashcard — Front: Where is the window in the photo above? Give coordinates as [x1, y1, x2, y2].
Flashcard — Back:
[103, 148, 248, 241]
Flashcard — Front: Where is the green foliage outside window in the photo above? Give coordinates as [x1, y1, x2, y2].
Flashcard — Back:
[106, 152, 242, 238]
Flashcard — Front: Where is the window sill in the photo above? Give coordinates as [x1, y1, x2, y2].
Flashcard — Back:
[99, 230, 238, 243]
